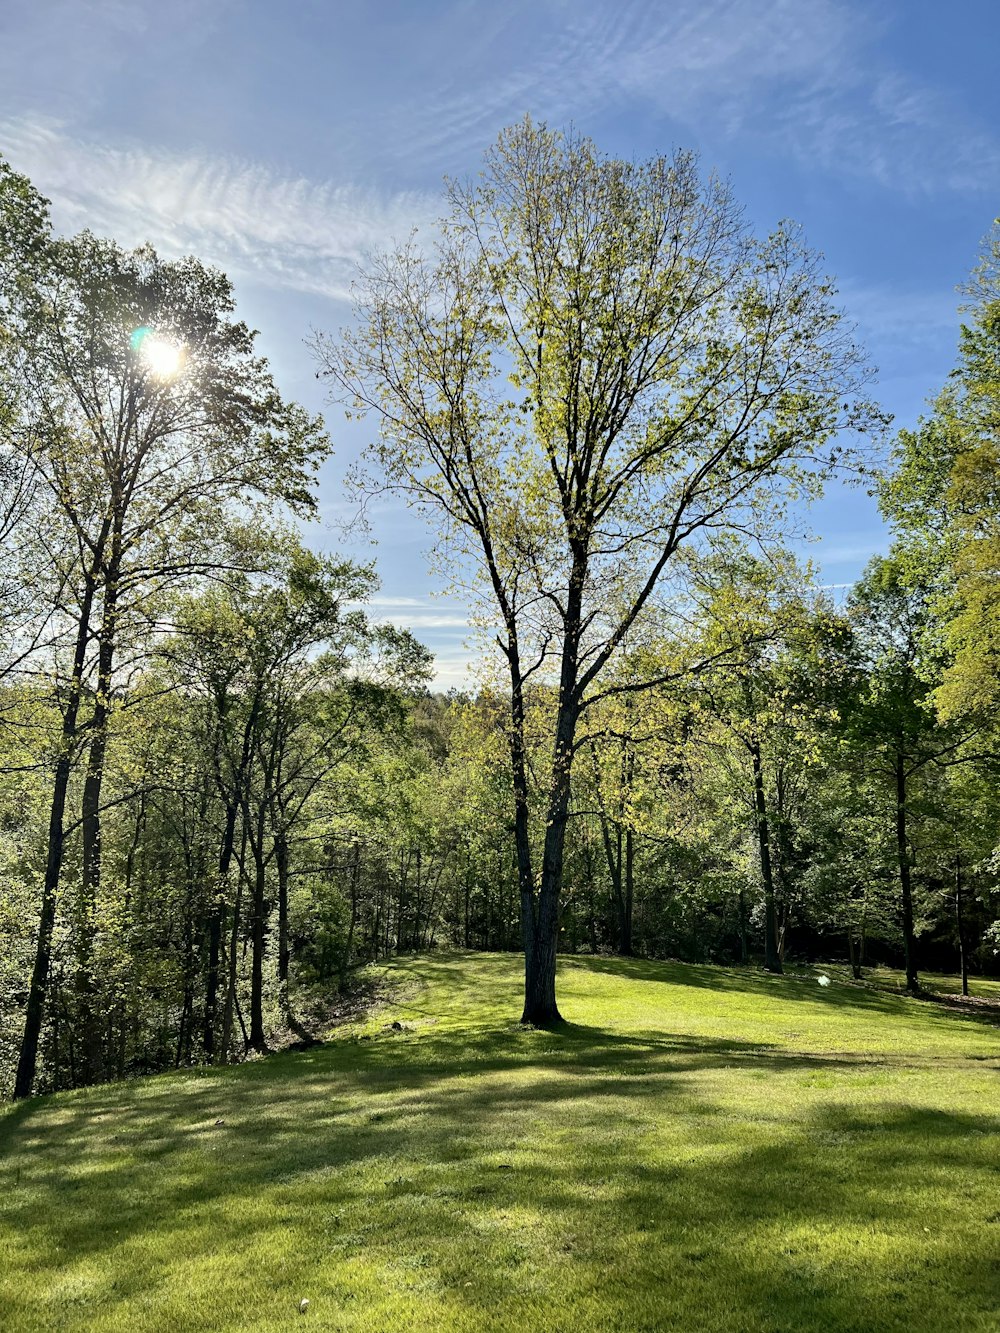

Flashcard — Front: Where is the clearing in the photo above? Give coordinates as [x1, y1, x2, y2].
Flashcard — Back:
[1, 953, 999, 1331]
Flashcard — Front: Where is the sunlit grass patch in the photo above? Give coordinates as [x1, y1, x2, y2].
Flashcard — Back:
[2, 952, 998, 1331]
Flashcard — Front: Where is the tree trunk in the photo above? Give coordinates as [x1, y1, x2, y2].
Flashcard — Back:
[248, 830, 268, 1053]
[14, 576, 97, 1100]
[14, 753, 72, 1099]
[621, 826, 635, 956]
[221, 821, 249, 1062]
[590, 739, 633, 956]
[522, 697, 577, 1024]
[76, 721, 109, 1083]
[522, 883, 561, 1024]
[894, 751, 919, 992]
[503, 643, 546, 1017]
[76, 569, 121, 1084]
[847, 925, 862, 981]
[341, 840, 360, 987]
[206, 698, 260, 1059]
[955, 848, 968, 997]
[204, 800, 239, 1061]
[462, 839, 471, 949]
[276, 830, 290, 987]
[751, 742, 782, 973]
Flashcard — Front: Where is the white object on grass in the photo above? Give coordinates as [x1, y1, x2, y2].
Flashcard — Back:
[817, 974, 831, 987]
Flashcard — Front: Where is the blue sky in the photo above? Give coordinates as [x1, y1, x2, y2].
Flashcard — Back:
[3, 0, 998, 685]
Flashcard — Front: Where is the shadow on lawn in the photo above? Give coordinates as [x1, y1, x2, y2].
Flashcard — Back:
[2, 1007, 999, 1331]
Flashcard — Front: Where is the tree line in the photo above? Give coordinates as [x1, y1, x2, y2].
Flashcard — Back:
[2, 123, 998, 1099]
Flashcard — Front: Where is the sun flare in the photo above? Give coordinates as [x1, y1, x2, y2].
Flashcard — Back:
[130, 326, 185, 379]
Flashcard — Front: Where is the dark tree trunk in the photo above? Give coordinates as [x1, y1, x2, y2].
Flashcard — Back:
[249, 834, 268, 1053]
[341, 840, 360, 986]
[894, 751, 919, 992]
[14, 753, 72, 1099]
[463, 847, 472, 950]
[590, 738, 634, 956]
[621, 827, 635, 956]
[204, 800, 239, 1061]
[206, 700, 259, 1059]
[751, 741, 782, 973]
[847, 926, 862, 981]
[76, 570, 121, 1085]
[522, 884, 561, 1024]
[221, 821, 250, 1062]
[504, 647, 546, 1017]
[522, 698, 577, 1024]
[276, 831, 290, 987]
[14, 576, 98, 1100]
[76, 722, 109, 1083]
[955, 848, 968, 997]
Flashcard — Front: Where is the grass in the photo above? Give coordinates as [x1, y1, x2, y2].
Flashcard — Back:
[2, 952, 999, 1332]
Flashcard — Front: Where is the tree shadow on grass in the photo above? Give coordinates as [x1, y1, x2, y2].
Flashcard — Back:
[2, 1011, 999, 1331]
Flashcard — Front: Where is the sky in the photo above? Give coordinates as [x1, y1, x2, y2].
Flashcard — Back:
[3, 0, 999, 686]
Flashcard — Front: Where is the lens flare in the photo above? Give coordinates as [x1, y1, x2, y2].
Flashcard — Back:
[130, 326, 185, 379]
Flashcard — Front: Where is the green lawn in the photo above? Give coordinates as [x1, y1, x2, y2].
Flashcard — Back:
[2, 953, 999, 1332]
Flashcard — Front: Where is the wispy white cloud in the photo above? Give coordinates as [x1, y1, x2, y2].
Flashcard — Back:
[374, 613, 471, 631]
[630, 2, 1000, 195]
[366, 596, 444, 608]
[1, 117, 438, 301]
[352, 594, 473, 632]
[380, 0, 1000, 197]
[765, 68, 1000, 196]
[5, 0, 995, 325]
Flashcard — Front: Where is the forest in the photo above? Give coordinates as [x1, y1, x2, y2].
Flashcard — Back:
[2, 122, 999, 1103]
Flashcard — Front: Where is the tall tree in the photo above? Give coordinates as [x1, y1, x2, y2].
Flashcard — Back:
[845, 556, 975, 992]
[318, 120, 876, 1023]
[3, 157, 328, 1097]
[166, 547, 429, 1055]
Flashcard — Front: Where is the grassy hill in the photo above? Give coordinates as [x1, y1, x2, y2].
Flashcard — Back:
[2, 953, 999, 1332]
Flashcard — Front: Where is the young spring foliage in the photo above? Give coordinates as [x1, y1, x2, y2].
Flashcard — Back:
[316, 118, 879, 1023]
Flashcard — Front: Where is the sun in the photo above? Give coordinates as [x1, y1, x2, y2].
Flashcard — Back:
[130, 326, 185, 379]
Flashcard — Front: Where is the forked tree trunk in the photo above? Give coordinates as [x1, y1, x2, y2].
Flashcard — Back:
[521, 701, 577, 1024]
